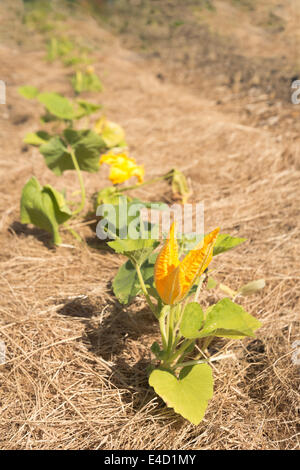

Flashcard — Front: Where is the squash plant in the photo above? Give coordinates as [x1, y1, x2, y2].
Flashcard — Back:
[108, 221, 264, 424]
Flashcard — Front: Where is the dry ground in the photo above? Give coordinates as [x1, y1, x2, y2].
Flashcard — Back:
[0, 2, 299, 449]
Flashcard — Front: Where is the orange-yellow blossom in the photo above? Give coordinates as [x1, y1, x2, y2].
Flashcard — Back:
[154, 223, 220, 305]
[100, 152, 144, 185]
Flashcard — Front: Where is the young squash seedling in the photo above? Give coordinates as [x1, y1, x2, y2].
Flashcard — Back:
[109, 221, 264, 424]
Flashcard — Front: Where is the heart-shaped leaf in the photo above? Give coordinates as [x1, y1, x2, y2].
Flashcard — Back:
[40, 130, 105, 175]
[40, 136, 72, 175]
[149, 364, 213, 425]
[64, 129, 106, 173]
[199, 298, 261, 339]
[20, 176, 72, 245]
[112, 258, 155, 304]
[180, 302, 204, 339]
[38, 92, 76, 121]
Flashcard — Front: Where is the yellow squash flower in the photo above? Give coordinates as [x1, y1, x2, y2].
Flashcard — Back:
[154, 223, 220, 305]
[100, 152, 144, 185]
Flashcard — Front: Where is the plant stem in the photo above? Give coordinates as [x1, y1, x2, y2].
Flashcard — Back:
[174, 352, 235, 369]
[63, 223, 83, 242]
[135, 263, 158, 318]
[165, 338, 194, 366]
[118, 174, 169, 193]
[202, 336, 213, 351]
[167, 306, 176, 354]
[69, 148, 86, 216]
[194, 274, 206, 303]
[159, 310, 168, 350]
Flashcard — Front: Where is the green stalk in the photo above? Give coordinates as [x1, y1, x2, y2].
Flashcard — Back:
[201, 336, 213, 351]
[165, 338, 194, 366]
[69, 148, 86, 216]
[135, 263, 158, 318]
[194, 274, 206, 303]
[174, 352, 235, 370]
[118, 174, 170, 193]
[63, 222, 83, 242]
[159, 309, 168, 350]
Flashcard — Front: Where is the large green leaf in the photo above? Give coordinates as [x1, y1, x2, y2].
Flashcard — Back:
[149, 364, 213, 425]
[112, 258, 155, 304]
[38, 92, 76, 121]
[213, 234, 246, 256]
[64, 129, 105, 173]
[198, 298, 261, 339]
[20, 177, 72, 245]
[40, 136, 72, 175]
[180, 302, 204, 339]
[40, 130, 105, 175]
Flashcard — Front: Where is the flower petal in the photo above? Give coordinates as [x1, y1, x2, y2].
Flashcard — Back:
[154, 222, 180, 304]
[175, 227, 220, 301]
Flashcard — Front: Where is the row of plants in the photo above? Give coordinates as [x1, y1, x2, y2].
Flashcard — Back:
[18, 9, 265, 425]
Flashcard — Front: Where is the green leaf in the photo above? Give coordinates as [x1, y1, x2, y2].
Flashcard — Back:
[108, 238, 159, 266]
[23, 131, 51, 146]
[112, 258, 155, 304]
[180, 302, 204, 339]
[40, 130, 105, 175]
[64, 129, 105, 173]
[18, 85, 39, 99]
[151, 342, 165, 360]
[40, 136, 72, 176]
[198, 298, 261, 339]
[75, 99, 102, 119]
[169, 168, 191, 204]
[149, 364, 213, 425]
[20, 177, 72, 245]
[213, 234, 246, 256]
[38, 92, 76, 120]
[46, 37, 74, 62]
[72, 71, 103, 94]
[238, 279, 265, 297]
[96, 187, 122, 205]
